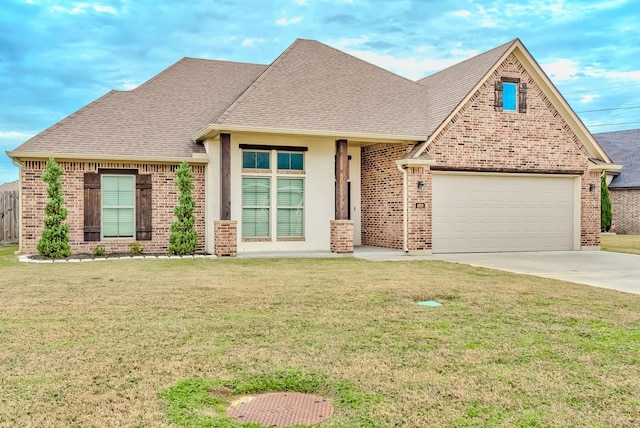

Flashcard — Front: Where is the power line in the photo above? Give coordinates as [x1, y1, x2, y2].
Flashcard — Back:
[576, 105, 640, 113]
[586, 121, 640, 127]
[565, 83, 640, 95]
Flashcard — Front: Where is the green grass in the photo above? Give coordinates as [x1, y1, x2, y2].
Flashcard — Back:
[601, 234, 640, 255]
[1, 244, 639, 427]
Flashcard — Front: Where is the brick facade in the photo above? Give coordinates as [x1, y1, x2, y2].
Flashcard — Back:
[214, 220, 238, 256]
[610, 189, 640, 234]
[360, 144, 405, 249]
[360, 53, 600, 251]
[330, 220, 354, 253]
[19, 160, 206, 255]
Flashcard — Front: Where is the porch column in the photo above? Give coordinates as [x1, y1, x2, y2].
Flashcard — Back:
[214, 133, 237, 256]
[335, 139, 349, 220]
[220, 133, 231, 220]
[331, 139, 353, 253]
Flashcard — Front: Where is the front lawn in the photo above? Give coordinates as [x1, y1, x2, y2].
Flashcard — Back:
[601, 233, 640, 255]
[1, 245, 638, 427]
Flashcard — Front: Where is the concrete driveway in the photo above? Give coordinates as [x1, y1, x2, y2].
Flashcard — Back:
[432, 251, 640, 295]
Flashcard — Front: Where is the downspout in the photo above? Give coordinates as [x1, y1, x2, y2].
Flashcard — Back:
[10, 156, 23, 255]
[396, 160, 408, 253]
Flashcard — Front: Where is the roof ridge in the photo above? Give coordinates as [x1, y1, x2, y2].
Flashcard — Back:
[132, 57, 192, 92]
[215, 39, 303, 124]
[417, 38, 518, 83]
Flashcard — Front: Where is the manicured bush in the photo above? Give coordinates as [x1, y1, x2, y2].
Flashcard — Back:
[169, 162, 198, 255]
[37, 157, 71, 258]
[601, 173, 612, 232]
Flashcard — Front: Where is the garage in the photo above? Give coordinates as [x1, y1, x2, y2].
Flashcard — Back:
[432, 172, 579, 253]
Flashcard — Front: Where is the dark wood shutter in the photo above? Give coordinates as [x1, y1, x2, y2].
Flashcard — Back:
[519, 82, 528, 113]
[136, 174, 152, 241]
[83, 173, 101, 241]
[494, 81, 503, 111]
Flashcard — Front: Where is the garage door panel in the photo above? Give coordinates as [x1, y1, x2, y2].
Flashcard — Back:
[432, 173, 576, 253]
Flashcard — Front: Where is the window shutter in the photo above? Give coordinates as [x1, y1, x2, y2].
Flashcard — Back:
[519, 82, 528, 113]
[136, 174, 152, 240]
[83, 173, 101, 241]
[494, 81, 503, 111]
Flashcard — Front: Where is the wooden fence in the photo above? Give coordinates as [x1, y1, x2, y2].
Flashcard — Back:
[0, 191, 18, 244]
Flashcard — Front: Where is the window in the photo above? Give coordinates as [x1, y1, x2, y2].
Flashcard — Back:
[495, 78, 527, 113]
[277, 178, 304, 237]
[101, 175, 135, 238]
[242, 177, 270, 237]
[242, 151, 270, 169]
[84, 171, 152, 242]
[277, 152, 304, 170]
[503, 82, 517, 111]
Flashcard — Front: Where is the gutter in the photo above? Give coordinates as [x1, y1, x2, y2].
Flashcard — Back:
[396, 161, 409, 253]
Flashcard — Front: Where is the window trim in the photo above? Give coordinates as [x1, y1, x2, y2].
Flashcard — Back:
[495, 77, 527, 113]
[276, 177, 304, 238]
[101, 174, 136, 240]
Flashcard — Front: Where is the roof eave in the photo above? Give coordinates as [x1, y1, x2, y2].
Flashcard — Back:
[194, 124, 428, 143]
[6, 151, 209, 164]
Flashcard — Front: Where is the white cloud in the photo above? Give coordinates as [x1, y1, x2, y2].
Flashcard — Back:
[343, 49, 467, 80]
[332, 36, 370, 50]
[121, 82, 139, 90]
[579, 94, 599, 103]
[294, 0, 307, 4]
[541, 59, 580, 82]
[276, 16, 303, 26]
[49, 2, 117, 15]
[450, 10, 472, 18]
[241, 38, 265, 47]
[0, 131, 32, 139]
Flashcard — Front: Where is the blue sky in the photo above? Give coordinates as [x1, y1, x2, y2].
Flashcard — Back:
[1, 0, 639, 184]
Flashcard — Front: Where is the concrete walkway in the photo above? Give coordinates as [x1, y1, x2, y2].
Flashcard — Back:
[431, 251, 640, 295]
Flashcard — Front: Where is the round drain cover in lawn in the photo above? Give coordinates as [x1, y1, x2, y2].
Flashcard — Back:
[227, 392, 334, 426]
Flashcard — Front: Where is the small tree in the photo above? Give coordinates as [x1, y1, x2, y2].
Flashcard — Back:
[37, 157, 71, 258]
[169, 161, 198, 255]
[601, 173, 613, 232]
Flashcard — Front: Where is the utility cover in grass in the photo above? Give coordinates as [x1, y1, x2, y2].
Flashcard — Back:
[227, 392, 334, 427]
[417, 301, 442, 307]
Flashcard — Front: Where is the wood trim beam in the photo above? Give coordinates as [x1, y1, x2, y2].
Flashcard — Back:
[335, 139, 349, 220]
[238, 144, 308, 152]
[220, 133, 231, 221]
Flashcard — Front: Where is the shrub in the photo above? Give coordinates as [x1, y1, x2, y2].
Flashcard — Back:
[37, 157, 71, 258]
[93, 246, 106, 257]
[601, 173, 612, 232]
[169, 162, 198, 255]
[129, 242, 144, 255]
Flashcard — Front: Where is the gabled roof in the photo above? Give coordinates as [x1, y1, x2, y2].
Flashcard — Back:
[417, 39, 516, 135]
[411, 38, 614, 164]
[9, 58, 267, 161]
[196, 39, 431, 141]
[594, 129, 640, 188]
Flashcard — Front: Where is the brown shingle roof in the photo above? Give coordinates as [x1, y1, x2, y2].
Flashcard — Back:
[417, 39, 516, 135]
[214, 39, 431, 138]
[11, 58, 267, 159]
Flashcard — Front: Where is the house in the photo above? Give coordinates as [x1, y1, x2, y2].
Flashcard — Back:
[6, 38, 619, 256]
[594, 129, 640, 234]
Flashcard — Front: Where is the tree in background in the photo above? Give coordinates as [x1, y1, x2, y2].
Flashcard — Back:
[37, 157, 71, 258]
[169, 162, 198, 255]
[601, 173, 613, 232]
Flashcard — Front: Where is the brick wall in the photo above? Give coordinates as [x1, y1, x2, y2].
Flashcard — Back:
[426, 53, 599, 248]
[214, 220, 238, 256]
[20, 160, 206, 255]
[360, 143, 406, 249]
[330, 219, 353, 253]
[610, 189, 640, 234]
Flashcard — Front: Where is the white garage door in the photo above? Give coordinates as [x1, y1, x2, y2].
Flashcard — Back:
[432, 173, 577, 253]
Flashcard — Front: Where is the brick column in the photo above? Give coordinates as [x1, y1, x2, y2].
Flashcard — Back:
[406, 166, 432, 253]
[214, 220, 237, 257]
[330, 219, 353, 253]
